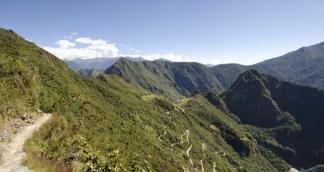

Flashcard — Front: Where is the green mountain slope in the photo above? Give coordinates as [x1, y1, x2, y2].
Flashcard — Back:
[0, 29, 282, 171]
[221, 69, 324, 169]
[253, 42, 324, 89]
[105, 59, 247, 99]
[210, 63, 248, 90]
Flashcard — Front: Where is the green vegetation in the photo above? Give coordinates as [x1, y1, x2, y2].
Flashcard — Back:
[0, 28, 283, 171]
[104, 42, 324, 101]
[105, 59, 227, 99]
[253, 42, 324, 90]
[222, 69, 324, 169]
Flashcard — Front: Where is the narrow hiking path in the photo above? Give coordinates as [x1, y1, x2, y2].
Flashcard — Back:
[213, 162, 217, 172]
[157, 111, 234, 172]
[200, 143, 207, 172]
[158, 111, 171, 141]
[158, 111, 246, 172]
[0, 113, 51, 172]
[157, 126, 167, 140]
[158, 111, 233, 172]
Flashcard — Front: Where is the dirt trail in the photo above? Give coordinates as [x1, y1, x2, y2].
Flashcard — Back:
[0, 113, 51, 172]
[182, 166, 189, 172]
[157, 126, 167, 140]
[200, 143, 207, 172]
[180, 130, 190, 144]
[186, 144, 193, 165]
[158, 111, 172, 141]
[213, 162, 217, 172]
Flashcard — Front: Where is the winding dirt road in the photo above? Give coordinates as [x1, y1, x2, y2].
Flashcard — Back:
[0, 113, 51, 172]
[158, 126, 167, 140]
[200, 143, 207, 172]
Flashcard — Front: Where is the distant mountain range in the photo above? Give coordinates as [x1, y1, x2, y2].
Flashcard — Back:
[64, 56, 145, 71]
[101, 42, 324, 99]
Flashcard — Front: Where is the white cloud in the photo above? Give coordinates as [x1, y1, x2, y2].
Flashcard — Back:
[75, 37, 106, 45]
[43, 37, 118, 60]
[44, 37, 187, 62]
[56, 40, 75, 49]
[44, 37, 233, 65]
[43, 37, 231, 65]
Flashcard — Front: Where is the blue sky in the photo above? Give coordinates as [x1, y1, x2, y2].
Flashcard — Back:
[1, 0, 324, 64]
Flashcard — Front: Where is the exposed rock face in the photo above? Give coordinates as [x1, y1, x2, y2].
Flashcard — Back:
[222, 69, 324, 168]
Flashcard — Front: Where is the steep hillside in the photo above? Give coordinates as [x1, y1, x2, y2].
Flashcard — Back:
[253, 42, 324, 89]
[0, 29, 282, 171]
[222, 70, 324, 169]
[105, 59, 226, 99]
[221, 70, 294, 128]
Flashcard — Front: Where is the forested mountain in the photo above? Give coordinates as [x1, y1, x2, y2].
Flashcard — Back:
[221, 70, 324, 169]
[105, 59, 226, 99]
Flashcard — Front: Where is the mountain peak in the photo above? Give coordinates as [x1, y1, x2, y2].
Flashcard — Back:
[229, 69, 272, 93]
[236, 69, 263, 81]
[223, 70, 284, 128]
[223, 68, 324, 167]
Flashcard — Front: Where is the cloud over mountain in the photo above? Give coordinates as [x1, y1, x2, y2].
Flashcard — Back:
[43, 37, 119, 60]
[44, 37, 210, 63]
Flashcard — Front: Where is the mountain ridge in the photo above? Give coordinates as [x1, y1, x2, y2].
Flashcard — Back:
[106, 58, 226, 99]
[104, 41, 324, 99]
